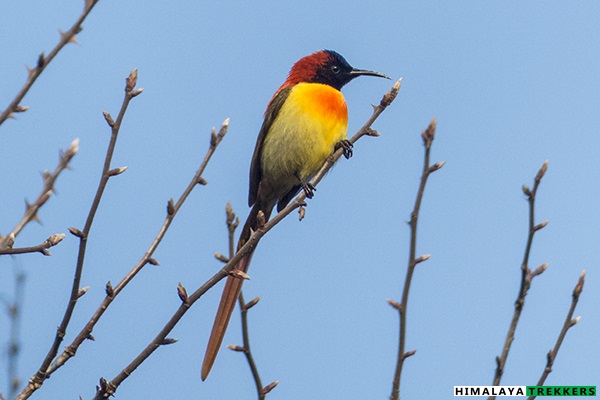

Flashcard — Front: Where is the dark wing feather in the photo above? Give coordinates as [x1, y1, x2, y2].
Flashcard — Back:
[248, 87, 293, 206]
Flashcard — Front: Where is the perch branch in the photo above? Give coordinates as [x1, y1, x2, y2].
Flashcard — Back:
[91, 78, 402, 399]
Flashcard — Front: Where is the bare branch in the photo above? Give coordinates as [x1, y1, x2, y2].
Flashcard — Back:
[489, 160, 550, 398]
[0, 139, 78, 252]
[527, 270, 585, 400]
[0, 0, 100, 126]
[90, 79, 402, 399]
[222, 203, 270, 399]
[16, 68, 141, 400]
[390, 117, 443, 400]
[4, 269, 26, 399]
[0, 233, 66, 256]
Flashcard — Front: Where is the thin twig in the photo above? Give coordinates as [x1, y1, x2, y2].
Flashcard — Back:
[15, 69, 142, 400]
[489, 160, 550, 399]
[0, 0, 100, 126]
[91, 79, 402, 399]
[44, 124, 229, 381]
[0, 139, 78, 252]
[389, 118, 442, 400]
[4, 268, 26, 399]
[527, 269, 585, 400]
[0, 234, 66, 256]
[221, 203, 273, 399]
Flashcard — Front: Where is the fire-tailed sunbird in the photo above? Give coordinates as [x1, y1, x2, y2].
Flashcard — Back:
[202, 50, 389, 380]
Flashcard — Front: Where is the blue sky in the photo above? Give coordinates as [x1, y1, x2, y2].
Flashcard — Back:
[1, 1, 599, 399]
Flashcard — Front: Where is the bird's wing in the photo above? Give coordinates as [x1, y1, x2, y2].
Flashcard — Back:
[248, 87, 292, 206]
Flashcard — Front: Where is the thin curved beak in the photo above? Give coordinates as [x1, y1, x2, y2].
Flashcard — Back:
[350, 68, 391, 80]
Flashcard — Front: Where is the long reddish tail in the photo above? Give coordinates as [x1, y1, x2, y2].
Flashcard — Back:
[201, 201, 271, 380]
[201, 252, 252, 380]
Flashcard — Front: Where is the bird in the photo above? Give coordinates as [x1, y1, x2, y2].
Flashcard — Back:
[201, 50, 389, 380]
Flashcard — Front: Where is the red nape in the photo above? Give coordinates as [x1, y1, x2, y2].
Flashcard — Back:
[275, 51, 331, 93]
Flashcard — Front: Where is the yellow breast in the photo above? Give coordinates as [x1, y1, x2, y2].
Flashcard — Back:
[261, 83, 348, 183]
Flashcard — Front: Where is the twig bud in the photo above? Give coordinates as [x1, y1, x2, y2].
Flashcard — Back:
[214, 252, 229, 263]
[102, 110, 115, 127]
[167, 198, 175, 215]
[230, 270, 250, 280]
[126, 68, 138, 92]
[47, 233, 66, 246]
[226, 202, 236, 225]
[87, 333, 95, 341]
[68, 226, 85, 238]
[535, 160, 549, 183]
[421, 118, 437, 146]
[177, 282, 188, 303]
[531, 263, 548, 278]
[546, 349, 554, 364]
[147, 257, 159, 266]
[210, 127, 218, 147]
[573, 269, 585, 299]
[261, 381, 279, 395]
[244, 296, 261, 310]
[14, 105, 29, 113]
[386, 298, 402, 310]
[99, 377, 108, 392]
[37, 53, 45, 69]
[429, 161, 445, 173]
[366, 128, 380, 137]
[256, 210, 266, 229]
[403, 350, 417, 359]
[41, 249, 52, 256]
[77, 286, 90, 299]
[218, 118, 230, 140]
[298, 205, 306, 221]
[533, 220, 549, 231]
[197, 177, 208, 185]
[570, 316, 581, 327]
[105, 281, 114, 297]
[161, 338, 178, 346]
[108, 166, 128, 177]
[522, 185, 532, 197]
[130, 88, 144, 97]
[67, 137, 80, 157]
[414, 254, 431, 264]
[227, 344, 246, 352]
[380, 78, 402, 108]
[6, 233, 16, 249]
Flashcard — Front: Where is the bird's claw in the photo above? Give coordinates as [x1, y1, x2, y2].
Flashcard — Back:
[302, 183, 316, 199]
[336, 139, 353, 159]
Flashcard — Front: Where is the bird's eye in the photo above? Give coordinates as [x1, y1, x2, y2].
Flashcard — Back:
[331, 65, 341, 74]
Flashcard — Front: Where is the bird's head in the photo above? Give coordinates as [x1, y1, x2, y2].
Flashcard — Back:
[282, 50, 389, 91]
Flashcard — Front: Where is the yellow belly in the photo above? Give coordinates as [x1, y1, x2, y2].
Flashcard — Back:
[261, 82, 348, 187]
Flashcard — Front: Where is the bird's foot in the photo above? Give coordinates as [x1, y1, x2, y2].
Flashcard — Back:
[335, 139, 353, 159]
[302, 183, 316, 199]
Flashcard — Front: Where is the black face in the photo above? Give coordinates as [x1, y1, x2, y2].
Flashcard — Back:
[311, 50, 357, 90]
[311, 50, 390, 90]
